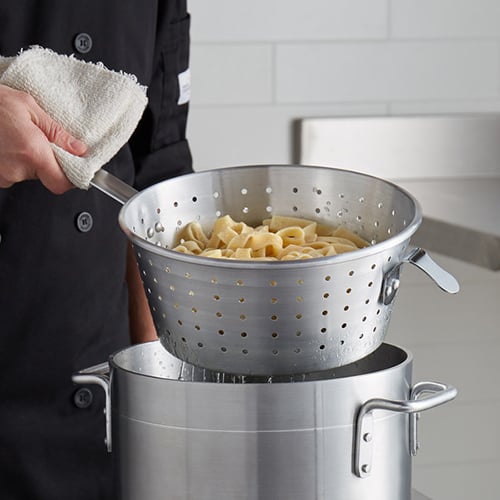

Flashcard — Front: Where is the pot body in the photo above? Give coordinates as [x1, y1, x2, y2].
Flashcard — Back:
[108, 341, 415, 500]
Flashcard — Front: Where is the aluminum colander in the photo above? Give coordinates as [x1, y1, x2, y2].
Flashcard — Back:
[92, 165, 459, 375]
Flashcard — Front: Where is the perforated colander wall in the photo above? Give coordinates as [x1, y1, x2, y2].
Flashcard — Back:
[120, 165, 420, 375]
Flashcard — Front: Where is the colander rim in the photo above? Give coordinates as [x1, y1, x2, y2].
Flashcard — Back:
[118, 164, 423, 268]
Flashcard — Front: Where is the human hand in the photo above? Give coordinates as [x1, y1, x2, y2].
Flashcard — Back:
[0, 83, 88, 193]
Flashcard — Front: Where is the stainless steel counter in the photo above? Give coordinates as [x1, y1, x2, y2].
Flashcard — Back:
[298, 115, 500, 271]
[399, 177, 500, 271]
[412, 490, 431, 500]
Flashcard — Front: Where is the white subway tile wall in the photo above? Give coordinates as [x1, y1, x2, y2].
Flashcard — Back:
[191, 44, 273, 105]
[391, 0, 500, 39]
[187, 2, 500, 499]
[275, 41, 499, 103]
[189, 0, 388, 42]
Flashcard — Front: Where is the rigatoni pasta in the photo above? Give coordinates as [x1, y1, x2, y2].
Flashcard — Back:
[172, 215, 368, 260]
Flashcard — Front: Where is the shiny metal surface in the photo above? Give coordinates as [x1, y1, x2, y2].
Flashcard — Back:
[399, 177, 500, 271]
[354, 381, 457, 477]
[299, 115, 500, 271]
[403, 248, 459, 294]
[412, 492, 432, 500]
[72, 341, 455, 500]
[91, 168, 138, 204]
[104, 164, 458, 375]
[299, 114, 500, 180]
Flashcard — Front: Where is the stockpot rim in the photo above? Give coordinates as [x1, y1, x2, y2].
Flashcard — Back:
[117, 164, 423, 268]
[108, 341, 414, 387]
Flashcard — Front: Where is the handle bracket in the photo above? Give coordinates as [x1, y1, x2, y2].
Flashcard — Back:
[381, 247, 460, 305]
[353, 380, 457, 478]
[72, 362, 112, 452]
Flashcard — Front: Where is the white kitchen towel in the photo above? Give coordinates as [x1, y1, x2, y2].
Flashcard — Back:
[0, 46, 148, 189]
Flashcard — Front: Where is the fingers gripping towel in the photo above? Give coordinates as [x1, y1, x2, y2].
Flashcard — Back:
[0, 46, 148, 189]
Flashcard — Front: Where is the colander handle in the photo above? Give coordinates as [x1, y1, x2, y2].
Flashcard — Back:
[382, 247, 460, 304]
[90, 169, 138, 205]
[405, 247, 460, 294]
[354, 381, 457, 478]
[72, 362, 112, 452]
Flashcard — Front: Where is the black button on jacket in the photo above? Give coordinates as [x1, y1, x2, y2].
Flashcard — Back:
[0, 1, 192, 499]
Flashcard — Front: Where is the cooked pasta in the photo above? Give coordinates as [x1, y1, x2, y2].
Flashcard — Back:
[172, 215, 368, 260]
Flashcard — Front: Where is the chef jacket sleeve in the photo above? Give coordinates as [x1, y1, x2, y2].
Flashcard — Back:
[129, 9, 193, 191]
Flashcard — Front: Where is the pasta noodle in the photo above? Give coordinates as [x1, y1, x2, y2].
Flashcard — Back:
[172, 215, 368, 261]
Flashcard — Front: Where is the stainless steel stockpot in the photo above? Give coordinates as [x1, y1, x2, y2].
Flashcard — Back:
[73, 340, 457, 500]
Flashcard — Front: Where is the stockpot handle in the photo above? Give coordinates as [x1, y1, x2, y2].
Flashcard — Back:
[354, 380, 457, 478]
[72, 362, 112, 452]
[382, 247, 460, 304]
[90, 169, 138, 205]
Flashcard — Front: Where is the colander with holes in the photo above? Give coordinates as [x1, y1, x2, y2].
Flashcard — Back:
[92, 164, 459, 375]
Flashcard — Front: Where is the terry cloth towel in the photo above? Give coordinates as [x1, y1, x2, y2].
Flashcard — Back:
[0, 46, 148, 189]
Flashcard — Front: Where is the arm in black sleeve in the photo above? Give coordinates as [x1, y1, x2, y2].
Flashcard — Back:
[129, 2, 193, 190]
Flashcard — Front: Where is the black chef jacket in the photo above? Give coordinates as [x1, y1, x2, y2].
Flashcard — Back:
[0, 2, 192, 499]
